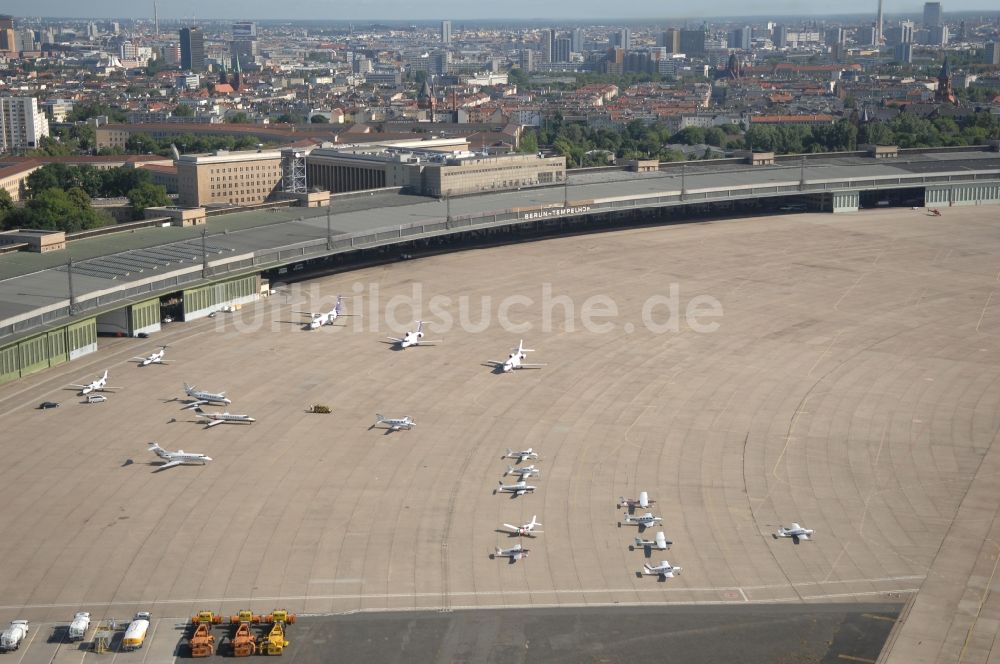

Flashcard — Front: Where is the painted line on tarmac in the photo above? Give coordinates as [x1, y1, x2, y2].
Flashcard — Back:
[0, 575, 924, 612]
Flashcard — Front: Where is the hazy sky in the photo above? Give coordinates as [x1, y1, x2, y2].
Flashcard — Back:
[7, 0, 1000, 20]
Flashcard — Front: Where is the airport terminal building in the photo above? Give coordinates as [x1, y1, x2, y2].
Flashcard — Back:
[306, 146, 566, 198]
[0, 145, 998, 387]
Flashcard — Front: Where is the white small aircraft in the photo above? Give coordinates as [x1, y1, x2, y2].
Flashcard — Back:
[638, 560, 682, 580]
[619, 491, 655, 512]
[504, 464, 541, 479]
[631, 531, 672, 552]
[69, 370, 121, 396]
[501, 515, 542, 537]
[502, 448, 539, 464]
[492, 543, 529, 562]
[295, 295, 355, 330]
[487, 340, 545, 373]
[131, 346, 170, 366]
[387, 321, 441, 349]
[182, 383, 231, 407]
[372, 414, 415, 431]
[774, 523, 814, 544]
[495, 480, 537, 497]
[619, 512, 663, 530]
[193, 407, 255, 428]
[148, 442, 212, 471]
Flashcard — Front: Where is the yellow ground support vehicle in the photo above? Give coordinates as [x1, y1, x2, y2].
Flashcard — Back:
[258, 622, 289, 656]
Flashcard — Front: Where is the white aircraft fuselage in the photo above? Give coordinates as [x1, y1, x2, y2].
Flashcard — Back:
[183, 384, 231, 405]
[148, 442, 212, 471]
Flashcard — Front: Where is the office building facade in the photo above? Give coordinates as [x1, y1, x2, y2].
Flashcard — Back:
[180, 27, 206, 72]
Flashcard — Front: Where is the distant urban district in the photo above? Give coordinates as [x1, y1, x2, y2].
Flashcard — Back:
[0, 9, 998, 234]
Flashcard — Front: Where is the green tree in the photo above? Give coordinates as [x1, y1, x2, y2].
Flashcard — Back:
[172, 104, 194, 117]
[4, 187, 110, 233]
[310, 114, 329, 123]
[127, 182, 170, 218]
[506, 68, 529, 89]
[672, 127, 706, 145]
[859, 122, 894, 145]
[227, 112, 250, 124]
[69, 124, 97, 152]
[518, 129, 539, 154]
[26, 163, 71, 197]
[0, 188, 13, 221]
[703, 127, 726, 147]
[67, 102, 127, 123]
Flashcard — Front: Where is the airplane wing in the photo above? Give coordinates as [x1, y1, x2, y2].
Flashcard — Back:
[487, 360, 506, 366]
[154, 459, 184, 472]
[68, 383, 89, 388]
[519, 363, 547, 368]
[799, 533, 810, 540]
[203, 419, 225, 428]
[386, 337, 403, 342]
[502, 523, 520, 532]
[130, 357, 147, 362]
[292, 311, 318, 317]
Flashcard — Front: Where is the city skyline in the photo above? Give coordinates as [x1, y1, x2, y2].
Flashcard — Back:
[5, 0, 1000, 21]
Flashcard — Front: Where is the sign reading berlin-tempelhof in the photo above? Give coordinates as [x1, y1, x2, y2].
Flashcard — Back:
[522, 206, 592, 220]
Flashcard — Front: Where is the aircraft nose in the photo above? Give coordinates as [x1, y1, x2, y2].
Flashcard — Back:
[204, 456, 213, 461]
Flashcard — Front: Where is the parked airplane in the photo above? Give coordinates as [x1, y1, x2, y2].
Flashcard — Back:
[387, 321, 441, 349]
[502, 448, 539, 463]
[148, 442, 212, 471]
[774, 523, 814, 544]
[504, 464, 541, 479]
[131, 346, 170, 366]
[638, 560, 682, 580]
[631, 531, 672, 553]
[492, 543, 529, 563]
[182, 384, 231, 407]
[495, 480, 537, 497]
[69, 370, 120, 395]
[193, 407, 255, 428]
[619, 491, 655, 513]
[372, 414, 415, 431]
[487, 340, 545, 373]
[619, 512, 663, 531]
[295, 295, 355, 330]
[501, 515, 542, 537]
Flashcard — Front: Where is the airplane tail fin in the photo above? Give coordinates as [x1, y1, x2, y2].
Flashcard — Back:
[184, 383, 194, 393]
[375, 414, 384, 423]
[505, 465, 514, 476]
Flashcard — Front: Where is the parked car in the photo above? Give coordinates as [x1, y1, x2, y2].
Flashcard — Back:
[85, 394, 107, 404]
[37, 401, 60, 409]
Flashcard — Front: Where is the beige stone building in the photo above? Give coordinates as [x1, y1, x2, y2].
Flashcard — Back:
[306, 146, 565, 198]
[176, 149, 284, 207]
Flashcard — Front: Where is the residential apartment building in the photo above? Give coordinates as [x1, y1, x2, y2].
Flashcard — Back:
[0, 97, 50, 154]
